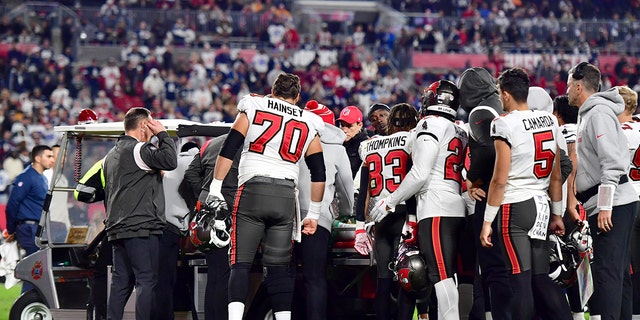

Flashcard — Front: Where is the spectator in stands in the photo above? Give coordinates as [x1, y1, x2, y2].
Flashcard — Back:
[142, 68, 165, 106]
[100, 57, 121, 92]
[166, 18, 196, 47]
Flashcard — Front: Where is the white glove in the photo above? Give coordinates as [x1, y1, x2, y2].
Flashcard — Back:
[205, 178, 226, 208]
[370, 198, 393, 223]
[354, 221, 372, 256]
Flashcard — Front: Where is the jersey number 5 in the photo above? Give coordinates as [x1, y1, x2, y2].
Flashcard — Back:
[248, 111, 310, 163]
[533, 130, 555, 179]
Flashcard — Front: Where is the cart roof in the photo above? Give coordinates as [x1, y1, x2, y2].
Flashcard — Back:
[54, 120, 231, 137]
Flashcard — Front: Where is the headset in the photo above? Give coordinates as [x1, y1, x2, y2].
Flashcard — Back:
[571, 61, 601, 91]
[571, 61, 589, 80]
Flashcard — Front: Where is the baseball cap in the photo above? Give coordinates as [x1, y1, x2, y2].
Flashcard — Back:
[305, 100, 335, 125]
[338, 106, 363, 125]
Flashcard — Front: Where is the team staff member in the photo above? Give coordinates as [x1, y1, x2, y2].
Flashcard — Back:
[103, 108, 177, 320]
[615, 85, 640, 319]
[181, 133, 242, 320]
[5, 145, 55, 293]
[357, 103, 419, 320]
[372, 82, 468, 320]
[208, 73, 326, 320]
[338, 105, 369, 178]
[298, 100, 354, 320]
[479, 68, 571, 319]
[155, 142, 199, 320]
[567, 62, 638, 320]
[459, 67, 511, 319]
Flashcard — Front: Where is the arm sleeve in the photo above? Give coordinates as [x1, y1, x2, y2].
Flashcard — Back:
[385, 135, 438, 207]
[139, 131, 178, 171]
[559, 148, 573, 184]
[355, 166, 369, 222]
[335, 147, 355, 216]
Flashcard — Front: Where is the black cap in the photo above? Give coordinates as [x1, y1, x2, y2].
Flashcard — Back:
[369, 103, 390, 117]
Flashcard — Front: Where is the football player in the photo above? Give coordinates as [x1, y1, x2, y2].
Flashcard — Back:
[208, 73, 326, 320]
[370, 80, 468, 320]
[354, 103, 419, 320]
[616, 85, 640, 319]
[479, 68, 571, 319]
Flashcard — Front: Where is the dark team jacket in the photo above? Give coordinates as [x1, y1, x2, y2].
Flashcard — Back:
[344, 129, 369, 179]
[180, 134, 241, 212]
[103, 132, 177, 241]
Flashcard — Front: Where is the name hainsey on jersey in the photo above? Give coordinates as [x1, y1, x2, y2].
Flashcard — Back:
[491, 110, 559, 204]
[237, 94, 324, 185]
[621, 120, 640, 196]
[359, 131, 413, 204]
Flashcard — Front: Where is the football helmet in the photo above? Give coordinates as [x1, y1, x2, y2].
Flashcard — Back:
[548, 234, 580, 288]
[189, 201, 231, 252]
[78, 108, 98, 124]
[421, 80, 460, 118]
[569, 222, 593, 257]
[390, 242, 429, 293]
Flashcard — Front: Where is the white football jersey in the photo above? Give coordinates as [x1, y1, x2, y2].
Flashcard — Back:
[621, 120, 640, 196]
[237, 94, 324, 185]
[561, 123, 577, 144]
[383, 116, 469, 219]
[359, 131, 413, 205]
[491, 110, 559, 204]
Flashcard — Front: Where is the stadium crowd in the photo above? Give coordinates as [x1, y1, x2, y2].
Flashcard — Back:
[0, 0, 639, 199]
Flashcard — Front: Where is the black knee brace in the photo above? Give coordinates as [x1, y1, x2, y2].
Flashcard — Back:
[264, 265, 294, 312]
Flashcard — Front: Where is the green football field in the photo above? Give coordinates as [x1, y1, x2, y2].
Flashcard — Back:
[0, 284, 21, 320]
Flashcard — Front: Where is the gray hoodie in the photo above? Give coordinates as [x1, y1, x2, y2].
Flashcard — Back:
[576, 88, 637, 214]
[299, 124, 354, 232]
[163, 146, 199, 232]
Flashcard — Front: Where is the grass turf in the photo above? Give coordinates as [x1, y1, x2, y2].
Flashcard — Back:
[0, 282, 21, 320]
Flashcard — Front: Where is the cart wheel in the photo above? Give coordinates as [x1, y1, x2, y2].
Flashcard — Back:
[9, 290, 52, 320]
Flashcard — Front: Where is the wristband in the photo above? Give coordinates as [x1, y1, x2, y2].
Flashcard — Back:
[209, 178, 223, 195]
[597, 184, 615, 210]
[356, 220, 365, 230]
[306, 201, 322, 220]
[484, 204, 500, 223]
[551, 201, 563, 217]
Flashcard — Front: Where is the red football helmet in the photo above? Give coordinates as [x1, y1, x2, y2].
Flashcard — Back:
[421, 80, 460, 118]
[392, 242, 429, 293]
[78, 109, 98, 124]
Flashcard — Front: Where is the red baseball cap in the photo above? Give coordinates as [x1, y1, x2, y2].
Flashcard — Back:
[305, 100, 335, 125]
[337, 106, 363, 125]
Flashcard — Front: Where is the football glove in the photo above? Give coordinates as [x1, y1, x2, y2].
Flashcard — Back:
[354, 221, 372, 256]
[401, 216, 418, 245]
[370, 198, 393, 223]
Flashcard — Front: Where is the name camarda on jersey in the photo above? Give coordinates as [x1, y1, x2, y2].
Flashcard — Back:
[267, 99, 303, 117]
[365, 135, 407, 152]
[521, 114, 555, 131]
